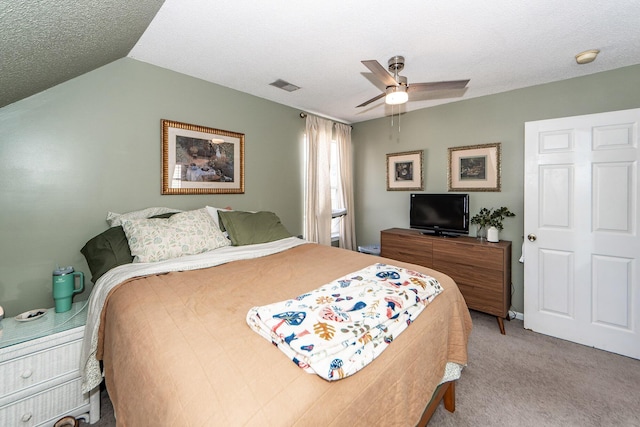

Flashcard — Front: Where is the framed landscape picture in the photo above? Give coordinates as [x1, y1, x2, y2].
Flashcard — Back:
[386, 150, 424, 191]
[448, 143, 501, 192]
[161, 119, 245, 195]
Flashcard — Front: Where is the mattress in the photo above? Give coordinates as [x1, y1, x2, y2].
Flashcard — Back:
[83, 240, 472, 426]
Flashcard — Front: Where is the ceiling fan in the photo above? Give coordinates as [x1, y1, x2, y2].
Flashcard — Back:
[356, 56, 470, 108]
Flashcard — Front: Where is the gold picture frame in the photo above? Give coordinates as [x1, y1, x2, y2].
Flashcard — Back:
[161, 119, 245, 195]
[448, 142, 501, 192]
[386, 150, 424, 191]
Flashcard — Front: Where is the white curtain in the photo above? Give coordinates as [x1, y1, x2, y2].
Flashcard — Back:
[334, 123, 357, 250]
[304, 115, 333, 245]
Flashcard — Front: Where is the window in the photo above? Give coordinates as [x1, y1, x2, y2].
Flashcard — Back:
[330, 141, 346, 244]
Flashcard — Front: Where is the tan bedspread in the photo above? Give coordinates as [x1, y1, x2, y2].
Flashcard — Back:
[98, 243, 472, 426]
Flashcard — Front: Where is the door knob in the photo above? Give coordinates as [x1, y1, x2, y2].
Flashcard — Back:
[527, 234, 537, 242]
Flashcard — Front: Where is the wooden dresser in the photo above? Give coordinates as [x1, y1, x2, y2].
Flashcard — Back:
[381, 228, 512, 334]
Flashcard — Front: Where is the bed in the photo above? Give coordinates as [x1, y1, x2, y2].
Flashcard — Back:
[79, 208, 472, 426]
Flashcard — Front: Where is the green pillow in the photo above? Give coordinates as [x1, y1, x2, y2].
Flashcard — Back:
[81, 226, 133, 283]
[218, 210, 292, 246]
[81, 212, 178, 283]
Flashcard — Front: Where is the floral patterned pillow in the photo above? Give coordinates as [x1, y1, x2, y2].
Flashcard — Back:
[122, 208, 230, 263]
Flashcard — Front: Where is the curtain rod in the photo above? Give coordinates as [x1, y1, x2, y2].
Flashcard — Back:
[299, 112, 353, 129]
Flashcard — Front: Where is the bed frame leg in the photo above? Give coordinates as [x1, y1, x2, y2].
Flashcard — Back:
[443, 381, 455, 412]
[416, 381, 456, 426]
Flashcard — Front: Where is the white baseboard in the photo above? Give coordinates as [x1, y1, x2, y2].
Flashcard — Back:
[508, 310, 524, 321]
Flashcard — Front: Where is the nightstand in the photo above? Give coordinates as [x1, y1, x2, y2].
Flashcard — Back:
[0, 302, 100, 426]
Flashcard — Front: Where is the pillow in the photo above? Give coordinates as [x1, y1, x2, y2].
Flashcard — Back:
[218, 210, 292, 246]
[122, 208, 230, 263]
[81, 212, 179, 283]
[81, 226, 133, 283]
[106, 207, 182, 227]
[205, 205, 232, 230]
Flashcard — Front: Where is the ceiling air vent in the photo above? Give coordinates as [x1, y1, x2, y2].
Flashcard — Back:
[269, 79, 301, 92]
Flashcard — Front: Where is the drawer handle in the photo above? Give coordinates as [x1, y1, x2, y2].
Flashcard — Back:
[22, 412, 33, 422]
[21, 369, 33, 379]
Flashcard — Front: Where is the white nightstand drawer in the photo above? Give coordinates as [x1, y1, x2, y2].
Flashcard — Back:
[0, 377, 88, 427]
[0, 338, 82, 396]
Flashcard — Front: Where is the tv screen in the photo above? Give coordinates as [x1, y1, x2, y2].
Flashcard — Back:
[410, 193, 469, 236]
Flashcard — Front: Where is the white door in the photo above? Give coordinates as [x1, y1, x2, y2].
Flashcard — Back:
[524, 108, 640, 360]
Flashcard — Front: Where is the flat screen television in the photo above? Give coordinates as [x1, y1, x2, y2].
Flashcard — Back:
[410, 193, 469, 237]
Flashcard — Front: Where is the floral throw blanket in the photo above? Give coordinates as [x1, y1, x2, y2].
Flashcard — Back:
[246, 263, 443, 381]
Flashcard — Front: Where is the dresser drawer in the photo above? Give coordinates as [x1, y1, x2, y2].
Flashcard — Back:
[456, 282, 508, 317]
[381, 231, 433, 268]
[433, 260, 504, 293]
[433, 241, 504, 270]
[0, 339, 82, 396]
[0, 377, 88, 427]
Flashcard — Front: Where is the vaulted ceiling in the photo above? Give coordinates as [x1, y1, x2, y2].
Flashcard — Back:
[0, 0, 165, 111]
[2, 0, 640, 123]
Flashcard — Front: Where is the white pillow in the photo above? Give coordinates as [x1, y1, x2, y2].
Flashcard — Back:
[107, 207, 183, 227]
[122, 208, 230, 263]
[206, 206, 259, 231]
[205, 205, 232, 229]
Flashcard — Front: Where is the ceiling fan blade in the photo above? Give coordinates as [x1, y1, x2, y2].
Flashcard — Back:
[407, 79, 470, 93]
[356, 92, 385, 108]
[361, 60, 398, 87]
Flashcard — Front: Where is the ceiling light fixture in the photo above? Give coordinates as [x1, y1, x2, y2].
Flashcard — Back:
[385, 85, 408, 105]
[575, 49, 600, 64]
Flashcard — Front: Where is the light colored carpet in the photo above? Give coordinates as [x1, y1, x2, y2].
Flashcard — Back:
[80, 310, 640, 426]
[430, 311, 640, 426]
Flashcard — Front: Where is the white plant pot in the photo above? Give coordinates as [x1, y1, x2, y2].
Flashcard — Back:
[487, 226, 499, 242]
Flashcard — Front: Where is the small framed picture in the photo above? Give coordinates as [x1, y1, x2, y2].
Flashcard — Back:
[386, 150, 424, 191]
[448, 143, 501, 192]
[161, 119, 244, 195]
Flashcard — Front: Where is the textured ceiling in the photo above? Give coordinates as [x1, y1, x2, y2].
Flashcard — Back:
[129, 0, 640, 123]
[0, 0, 164, 109]
[3, 0, 640, 123]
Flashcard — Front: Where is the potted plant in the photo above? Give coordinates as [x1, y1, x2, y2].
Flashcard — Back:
[470, 207, 515, 241]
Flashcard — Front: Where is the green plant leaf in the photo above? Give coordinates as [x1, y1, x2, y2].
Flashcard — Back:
[470, 206, 515, 230]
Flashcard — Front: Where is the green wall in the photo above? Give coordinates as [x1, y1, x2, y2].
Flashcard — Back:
[3, 58, 639, 318]
[0, 58, 305, 317]
[352, 64, 640, 314]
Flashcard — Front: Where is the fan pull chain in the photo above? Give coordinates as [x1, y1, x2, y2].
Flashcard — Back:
[390, 105, 401, 134]
[391, 105, 394, 128]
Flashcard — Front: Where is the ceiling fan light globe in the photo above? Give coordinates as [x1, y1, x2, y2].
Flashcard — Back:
[385, 87, 408, 105]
